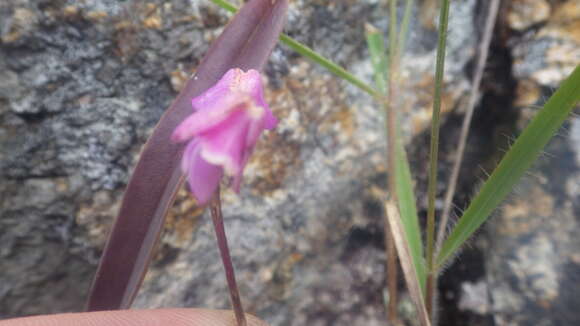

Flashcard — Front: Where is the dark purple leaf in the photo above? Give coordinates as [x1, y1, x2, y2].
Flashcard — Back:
[87, 0, 288, 311]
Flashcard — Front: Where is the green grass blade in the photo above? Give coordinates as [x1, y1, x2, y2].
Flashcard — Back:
[384, 202, 431, 326]
[394, 139, 425, 291]
[388, 0, 398, 72]
[437, 65, 580, 267]
[365, 24, 388, 93]
[210, 0, 378, 97]
[278, 34, 378, 96]
[365, 25, 425, 292]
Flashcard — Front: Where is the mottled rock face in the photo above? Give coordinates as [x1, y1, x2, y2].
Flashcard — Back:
[482, 1, 580, 325]
[0, 0, 476, 323]
[0, 0, 577, 325]
[486, 128, 580, 326]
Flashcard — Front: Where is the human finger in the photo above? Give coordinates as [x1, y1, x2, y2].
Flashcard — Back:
[0, 308, 268, 326]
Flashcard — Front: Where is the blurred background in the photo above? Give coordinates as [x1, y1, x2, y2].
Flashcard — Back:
[0, 0, 579, 325]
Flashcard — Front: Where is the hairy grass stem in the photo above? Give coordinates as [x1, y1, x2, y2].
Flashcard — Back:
[425, 0, 451, 318]
[435, 0, 500, 255]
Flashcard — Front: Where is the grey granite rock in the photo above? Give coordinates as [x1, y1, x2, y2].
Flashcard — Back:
[483, 1, 580, 325]
[4, 0, 568, 325]
[485, 124, 580, 326]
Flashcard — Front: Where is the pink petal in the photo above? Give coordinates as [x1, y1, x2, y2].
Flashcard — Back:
[245, 111, 267, 149]
[264, 109, 278, 130]
[182, 141, 223, 205]
[191, 68, 239, 111]
[198, 110, 250, 176]
[172, 93, 250, 143]
[242, 70, 278, 130]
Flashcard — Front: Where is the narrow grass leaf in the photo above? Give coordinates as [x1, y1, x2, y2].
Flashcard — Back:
[396, 0, 414, 62]
[437, 65, 580, 267]
[436, 0, 500, 254]
[211, 0, 378, 97]
[394, 140, 425, 291]
[87, 0, 288, 311]
[365, 24, 388, 93]
[385, 201, 431, 326]
[366, 25, 425, 293]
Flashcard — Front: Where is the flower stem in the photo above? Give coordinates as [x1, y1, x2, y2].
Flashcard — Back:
[210, 188, 247, 326]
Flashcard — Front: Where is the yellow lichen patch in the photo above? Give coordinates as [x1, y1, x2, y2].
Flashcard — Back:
[542, 20, 580, 44]
[267, 252, 305, 300]
[409, 73, 457, 135]
[62, 5, 80, 18]
[114, 20, 133, 31]
[541, 1, 580, 43]
[85, 10, 108, 22]
[546, 42, 579, 67]
[164, 187, 205, 244]
[141, 3, 163, 29]
[248, 132, 302, 195]
[549, 1, 580, 26]
[500, 186, 554, 235]
[420, 0, 438, 30]
[143, 16, 162, 29]
[170, 67, 190, 92]
[508, 0, 551, 31]
[514, 79, 541, 107]
[76, 191, 120, 247]
[322, 105, 356, 139]
[55, 177, 70, 193]
[1, 8, 36, 43]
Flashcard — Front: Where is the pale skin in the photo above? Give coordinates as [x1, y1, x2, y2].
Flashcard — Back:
[0, 309, 268, 326]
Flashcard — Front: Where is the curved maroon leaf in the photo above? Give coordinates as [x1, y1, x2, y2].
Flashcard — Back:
[87, 0, 288, 311]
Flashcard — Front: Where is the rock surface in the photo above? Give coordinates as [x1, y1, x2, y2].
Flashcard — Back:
[0, 0, 577, 325]
[483, 1, 580, 325]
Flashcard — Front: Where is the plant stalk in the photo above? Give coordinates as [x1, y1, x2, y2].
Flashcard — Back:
[210, 188, 247, 326]
[385, 0, 400, 322]
[425, 0, 451, 319]
[435, 0, 500, 254]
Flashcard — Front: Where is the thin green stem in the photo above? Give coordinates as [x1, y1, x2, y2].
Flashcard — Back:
[385, 1, 400, 322]
[436, 0, 500, 256]
[209, 0, 237, 11]
[209, 0, 378, 97]
[388, 0, 399, 75]
[425, 0, 450, 318]
[279, 35, 378, 96]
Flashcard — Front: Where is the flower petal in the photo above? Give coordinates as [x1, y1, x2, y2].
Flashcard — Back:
[191, 68, 239, 112]
[198, 110, 250, 176]
[264, 109, 278, 130]
[171, 93, 250, 143]
[242, 70, 278, 130]
[182, 141, 224, 205]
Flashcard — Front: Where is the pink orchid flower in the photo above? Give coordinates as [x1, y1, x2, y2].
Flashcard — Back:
[171, 68, 277, 204]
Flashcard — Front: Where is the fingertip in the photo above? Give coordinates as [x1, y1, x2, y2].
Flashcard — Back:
[246, 313, 270, 326]
[0, 309, 270, 326]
